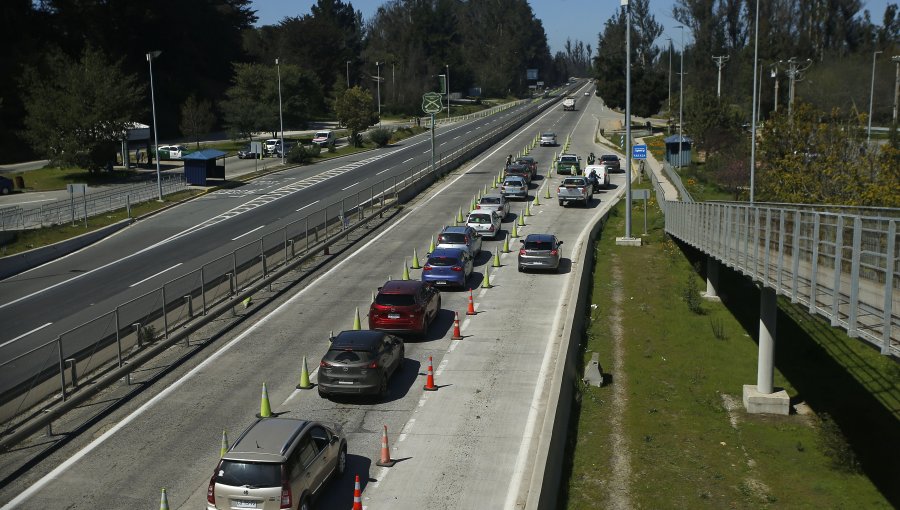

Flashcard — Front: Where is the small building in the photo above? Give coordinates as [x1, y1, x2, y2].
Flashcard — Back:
[664, 134, 693, 168]
[182, 149, 227, 186]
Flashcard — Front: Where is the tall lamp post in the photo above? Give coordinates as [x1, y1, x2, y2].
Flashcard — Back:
[892, 55, 900, 126]
[623, 0, 633, 239]
[276, 58, 285, 165]
[346, 60, 351, 88]
[666, 37, 673, 122]
[146, 50, 163, 201]
[868, 50, 883, 145]
[749, 0, 760, 203]
[375, 61, 382, 126]
[445, 64, 450, 120]
[676, 25, 685, 168]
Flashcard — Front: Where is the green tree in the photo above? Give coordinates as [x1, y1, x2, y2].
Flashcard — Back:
[180, 96, 216, 149]
[21, 47, 143, 171]
[334, 87, 377, 147]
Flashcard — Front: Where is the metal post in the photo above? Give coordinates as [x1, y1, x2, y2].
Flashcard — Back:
[830, 216, 844, 326]
[200, 266, 207, 315]
[892, 55, 900, 126]
[868, 50, 883, 145]
[624, 0, 633, 239]
[161, 286, 168, 339]
[667, 38, 672, 120]
[133, 323, 142, 348]
[66, 358, 78, 389]
[305, 217, 310, 253]
[749, 0, 759, 203]
[847, 217, 862, 337]
[82, 187, 88, 228]
[757, 287, 777, 394]
[776, 209, 786, 293]
[232, 253, 238, 294]
[882, 220, 896, 354]
[677, 25, 685, 168]
[430, 113, 436, 174]
[809, 214, 821, 315]
[115, 307, 123, 368]
[184, 295, 193, 319]
[276, 58, 285, 165]
[57, 337, 67, 401]
[790, 210, 801, 303]
[147, 51, 164, 201]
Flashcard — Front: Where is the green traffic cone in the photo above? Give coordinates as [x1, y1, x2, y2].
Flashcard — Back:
[298, 355, 313, 389]
[353, 307, 361, 330]
[525, 202, 532, 217]
[429, 235, 436, 253]
[220, 429, 229, 457]
[457, 207, 464, 223]
[533, 192, 540, 206]
[518, 210, 526, 226]
[482, 266, 492, 289]
[257, 382, 272, 418]
[545, 184, 552, 199]
[411, 248, 421, 269]
[511, 221, 519, 239]
[502, 235, 511, 253]
[493, 247, 501, 268]
[159, 488, 170, 510]
[402, 261, 410, 281]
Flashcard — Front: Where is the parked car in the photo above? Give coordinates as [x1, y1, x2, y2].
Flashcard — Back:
[515, 156, 538, 179]
[436, 225, 483, 256]
[207, 417, 347, 510]
[369, 280, 441, 336]
[500, 175, 528, 200]
[312, 130, 335, 147]
[465, 210, 502, 240]
[476, 193, 510, 219]
[504, 163, 531, 185]
[0, 176, 13, 195]
[156, 144, 188, 160]
[600, 154, 621, 173]
[422, 247, 474, 289]
[318, 330, 404, 398]
[237, 145, 261, 159]
[518, 233, 563, 272]
[264, 139, 280, 156]
[540, 132, 557, 146]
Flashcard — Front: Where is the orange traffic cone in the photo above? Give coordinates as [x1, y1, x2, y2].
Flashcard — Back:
[376, 424, 396, 467]
[466, 289, 477, 316]
[352, 474, 363, 510]
[451, 311, 463, 340]
[424, 356, 438, 391]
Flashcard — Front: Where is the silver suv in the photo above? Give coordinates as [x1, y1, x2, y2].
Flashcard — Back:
[207, 418, 347, 510]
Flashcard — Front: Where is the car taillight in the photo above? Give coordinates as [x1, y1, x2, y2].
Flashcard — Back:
[519, 249, 527, 255]
[476, 204, 481, 209]
[368, 360, 379, 369]
[207, 475, 216, 505]
[488, 225, 495, 231]
[320, 360, 332, 368]
[451, 266, 463, 271]
[423, 265, 432, 271]
[550, 249, 558, 255]
[280, 484, 291, 509]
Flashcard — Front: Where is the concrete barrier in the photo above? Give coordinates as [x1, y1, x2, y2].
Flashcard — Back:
[0, 219, 133, 280]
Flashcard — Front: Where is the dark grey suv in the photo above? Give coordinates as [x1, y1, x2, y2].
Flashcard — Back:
[207, 418, 347, 510]
[318, 330, 405, 398]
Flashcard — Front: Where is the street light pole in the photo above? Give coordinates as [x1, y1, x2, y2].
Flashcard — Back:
[749, 0, 760, 204]
[276, 58, 285, 165]
[712, 55, 730, 98]
[770, 63, 779, 113]
[376, 61, 382, 126]
[868, 50, 883, 145]
[623, 0, 633, 239]
[676, 25, 685, 168]
[666, 37, 672, 121]
[346, 60, 350, 88]
[892, 55, 900, 126]
[146, 50, 163, 201]
[446, 64, 450, 120]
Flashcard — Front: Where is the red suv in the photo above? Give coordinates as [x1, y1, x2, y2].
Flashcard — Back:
[369, 280, 441, 336]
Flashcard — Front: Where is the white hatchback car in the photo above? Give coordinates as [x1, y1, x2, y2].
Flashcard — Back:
[476, 194, 510, 219]
[466, 210, 502, 240]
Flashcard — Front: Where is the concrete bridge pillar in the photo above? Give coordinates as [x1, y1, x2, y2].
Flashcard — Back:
[743, 286, 790, 414]
[703, 257, 720, 301]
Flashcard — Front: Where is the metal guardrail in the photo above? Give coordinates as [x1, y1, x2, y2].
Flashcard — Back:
[0, 174, 186, 231]
[0, 95, 560, 439]
[661, 160, 693, 202]
[665, 200, 899, 356]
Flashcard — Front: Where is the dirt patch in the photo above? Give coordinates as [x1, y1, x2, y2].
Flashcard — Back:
[720, 392, 741, 429]
[606, 255, 632, 510]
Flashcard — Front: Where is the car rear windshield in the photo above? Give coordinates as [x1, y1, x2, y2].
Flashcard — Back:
[315, 132, 329, 138]
[481, 197, 501, 205]
[216, 461, 281, 488]
[376, 294, 416, 306]
[468, 214, 491, 224]
[560, 157, 577, 163]
[503, 180, 522, 186]
[439, 233, 466, 244]
[601, 155, 617, 162]
[428, 255, 460, 267]
[524, 240, 553, 250]
[563, 179, 585, 185]
[326, 349, 374, 363]
[542, 133, 555, 137]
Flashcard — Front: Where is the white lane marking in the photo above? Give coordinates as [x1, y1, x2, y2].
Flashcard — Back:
[281, 368, 319, 405]
[435, 358, 449, 376]
[376, 168, 391, 176]
[0, 322, 53, 349]
[417, 398, 426, 408]
[230, 225, 265, 241]
[397, 418, 416, 443]
[402, 157, 414, 164]
[342, 183, 358, 190]
[448, 339, 460, 351]
[453, 135, 460, 140]
[4, 198, 55, 205]
[128, 263, 183, 288]
[3, 189, 441, 508]
[296, 200, 320, 212]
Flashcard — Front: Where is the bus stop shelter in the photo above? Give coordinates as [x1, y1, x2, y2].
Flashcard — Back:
[183, 149, 226, 186]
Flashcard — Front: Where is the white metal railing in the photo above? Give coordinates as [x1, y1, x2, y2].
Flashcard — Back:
[665, 201, 899, 356]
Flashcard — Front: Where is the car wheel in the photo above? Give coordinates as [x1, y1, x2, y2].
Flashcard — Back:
[318, 387, 329, 399]
[336, 444, 348, 476]
[518, 266, 524, 272]
[298, 494, 311, 510]
[0, 187, 9, 195]
[558, 200, 563, 206]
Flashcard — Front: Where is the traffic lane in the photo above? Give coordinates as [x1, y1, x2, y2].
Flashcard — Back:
[0, 98, 576, 506]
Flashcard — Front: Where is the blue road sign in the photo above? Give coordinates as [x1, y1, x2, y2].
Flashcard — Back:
[632, 144, 647, 159]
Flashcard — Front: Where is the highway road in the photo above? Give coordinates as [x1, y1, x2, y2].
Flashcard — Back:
[0, 82, 633, 508]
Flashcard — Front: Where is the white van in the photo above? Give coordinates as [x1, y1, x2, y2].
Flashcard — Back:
[264, 139, 280, 156]
[311, 130, 335, 147]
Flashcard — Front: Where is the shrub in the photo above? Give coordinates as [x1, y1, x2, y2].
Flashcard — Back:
[287, 144, 320, 164]
[682, 271, 703, 314]
[368, 127, 392, 147]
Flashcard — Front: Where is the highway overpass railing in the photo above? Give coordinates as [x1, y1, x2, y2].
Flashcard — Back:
[665, 200, 899, 356]
[0, 174, 186, 231]
[0, 94, 562, 445]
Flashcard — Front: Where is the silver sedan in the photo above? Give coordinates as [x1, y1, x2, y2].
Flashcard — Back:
[518, 233, 562, 272]
[477, 194, 510, 219]
[466, 210, 502, 239]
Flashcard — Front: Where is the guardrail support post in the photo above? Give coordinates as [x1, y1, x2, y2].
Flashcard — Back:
[704, 257, 720, 300]
[232, 253, 238, 294]
[65, 358, 78, 389]
[161, 286, 168, 339]
[830, 215, 844, 327]
[57, 337, 67, 401]
[115, 306, 123, 368]
[184, 295, 193, 319]
[882, 220, 896, 354]
[201, 267, 207, 315]
[133, 322, 143, 348]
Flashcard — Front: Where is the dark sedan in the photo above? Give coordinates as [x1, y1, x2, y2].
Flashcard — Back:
[318, 330, 404, 398]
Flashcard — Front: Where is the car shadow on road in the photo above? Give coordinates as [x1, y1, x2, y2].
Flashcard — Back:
[520, 258, 571, 275]
[421, 309, 454, 340]
[317, 454, 372, 508]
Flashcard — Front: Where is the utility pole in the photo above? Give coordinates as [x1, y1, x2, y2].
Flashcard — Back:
[770, 63, 780, 113]
[375, 61, 382, 126]
[445, 64, 450, 120]
[892, 55, 900, 125]
[346, 60, 350, 88]
[784, 57, 812, 115]
[749, 0, 760, 204]
[676, 25, 685, 168]
[712, 55, 730, 98]
[868, 50, 883, 145]
[276, 58, 284, 165]
[624, 0, 633, 239]
[666, 37, 673, 121]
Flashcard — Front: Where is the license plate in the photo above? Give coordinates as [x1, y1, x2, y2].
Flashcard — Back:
[388, 313, 400, 319]
[233, 500, 258, 509]
[435, 281, 448, 285]
[337, 380, 353, 385]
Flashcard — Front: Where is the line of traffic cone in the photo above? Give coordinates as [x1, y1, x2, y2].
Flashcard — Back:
[352, 475, 363, 510]
[518, 210, 526, 226]
[510, 221, 519, 239]
[411, 248, 421, 269]
[451, 311, 463, 339]
[525, 202, 532, 217]
[402, 260, 410, 280]
[257, 382, 271, 418]
[466, 289, 477, 315]
[424, 355, 438, 391]
[297, 355, 313, 389]
[493, 246, 501, 267]
[429, 235, 436, 253]
[482, 266, 492, 289]
[353, 307, 361, 330]
[220, 429, 229, 457]
[376, 424, 397, 467]
[502, 235, 511, 253]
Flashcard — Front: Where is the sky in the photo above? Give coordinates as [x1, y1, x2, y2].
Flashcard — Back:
[251, 1, 895, 55]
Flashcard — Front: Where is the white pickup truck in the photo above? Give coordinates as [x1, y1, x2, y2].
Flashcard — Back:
[562, 97, 576, 111]
[557, 177, 590, 207]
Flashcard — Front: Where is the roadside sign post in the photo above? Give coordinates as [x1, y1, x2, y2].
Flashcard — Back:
[67, 183, 86, 227]
[422, 92, 443, 175]
[632, 144, 647, 160]
[631, 188, 650, 235]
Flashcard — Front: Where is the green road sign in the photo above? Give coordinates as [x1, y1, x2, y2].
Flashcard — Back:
[422, 92, 443, 114]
